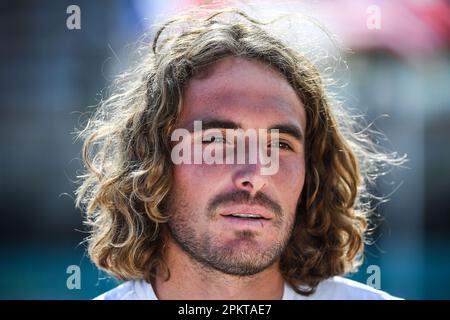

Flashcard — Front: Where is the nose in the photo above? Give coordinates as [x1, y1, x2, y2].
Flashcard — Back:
[232, 164, 267, 198]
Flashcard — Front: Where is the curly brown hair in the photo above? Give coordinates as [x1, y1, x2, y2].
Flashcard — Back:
[75, 7, 405, 295]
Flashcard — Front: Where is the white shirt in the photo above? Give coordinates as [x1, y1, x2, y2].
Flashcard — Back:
[95, 276, 401, 300]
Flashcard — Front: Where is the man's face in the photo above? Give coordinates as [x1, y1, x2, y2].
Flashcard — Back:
[167, 57, 306, 276]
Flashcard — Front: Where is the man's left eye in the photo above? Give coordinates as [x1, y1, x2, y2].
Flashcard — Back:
[270, 141, 292, 150]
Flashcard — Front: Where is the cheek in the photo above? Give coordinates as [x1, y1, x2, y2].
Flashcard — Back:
[173, 164, 203, 194]
[172, 163, 229, 201]
[275, 156, 305, 208]
[171, 165, 210, 224]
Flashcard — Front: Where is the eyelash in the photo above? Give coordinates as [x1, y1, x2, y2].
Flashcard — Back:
[202, 136, 227, 144]
[202, 137, 293, 151]
[271, 140, 293, 151]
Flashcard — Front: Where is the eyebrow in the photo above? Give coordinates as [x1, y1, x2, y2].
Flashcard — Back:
[197, 119, 239, 131]
[268, 123, 304, 142]
[188, 118, 303, 142]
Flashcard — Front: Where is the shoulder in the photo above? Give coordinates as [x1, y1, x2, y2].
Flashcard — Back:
[94, 279, 157, 300]
[285, 276, 402, 300]
[313, 276, 402, 300]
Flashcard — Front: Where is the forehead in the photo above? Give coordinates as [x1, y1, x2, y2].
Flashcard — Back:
[179, 57, 306, 131]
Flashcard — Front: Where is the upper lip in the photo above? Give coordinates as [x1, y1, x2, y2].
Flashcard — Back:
[219, 205, 274, 220]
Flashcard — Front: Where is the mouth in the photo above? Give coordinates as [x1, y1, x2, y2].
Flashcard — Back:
[219, 205, 274, 227]
[219, 205, 273, 219]
[228, 213, 267, 219]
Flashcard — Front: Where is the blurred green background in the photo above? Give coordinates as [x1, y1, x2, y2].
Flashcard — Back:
[1, 0, 449, 299]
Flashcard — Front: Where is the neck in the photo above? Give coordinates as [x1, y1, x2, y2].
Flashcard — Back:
[153, 238, 285, 300]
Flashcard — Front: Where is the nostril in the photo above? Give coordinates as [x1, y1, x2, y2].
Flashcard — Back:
[242, 181, 252, 188]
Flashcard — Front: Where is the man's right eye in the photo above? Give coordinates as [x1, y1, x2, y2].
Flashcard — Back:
[202, 136, 226, 144]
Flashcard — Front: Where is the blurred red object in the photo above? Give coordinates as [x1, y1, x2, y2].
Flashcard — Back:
[186, 0, 450, 56]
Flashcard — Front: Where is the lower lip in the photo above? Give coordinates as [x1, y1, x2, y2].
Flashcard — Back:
[221, 216, 271, 228]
